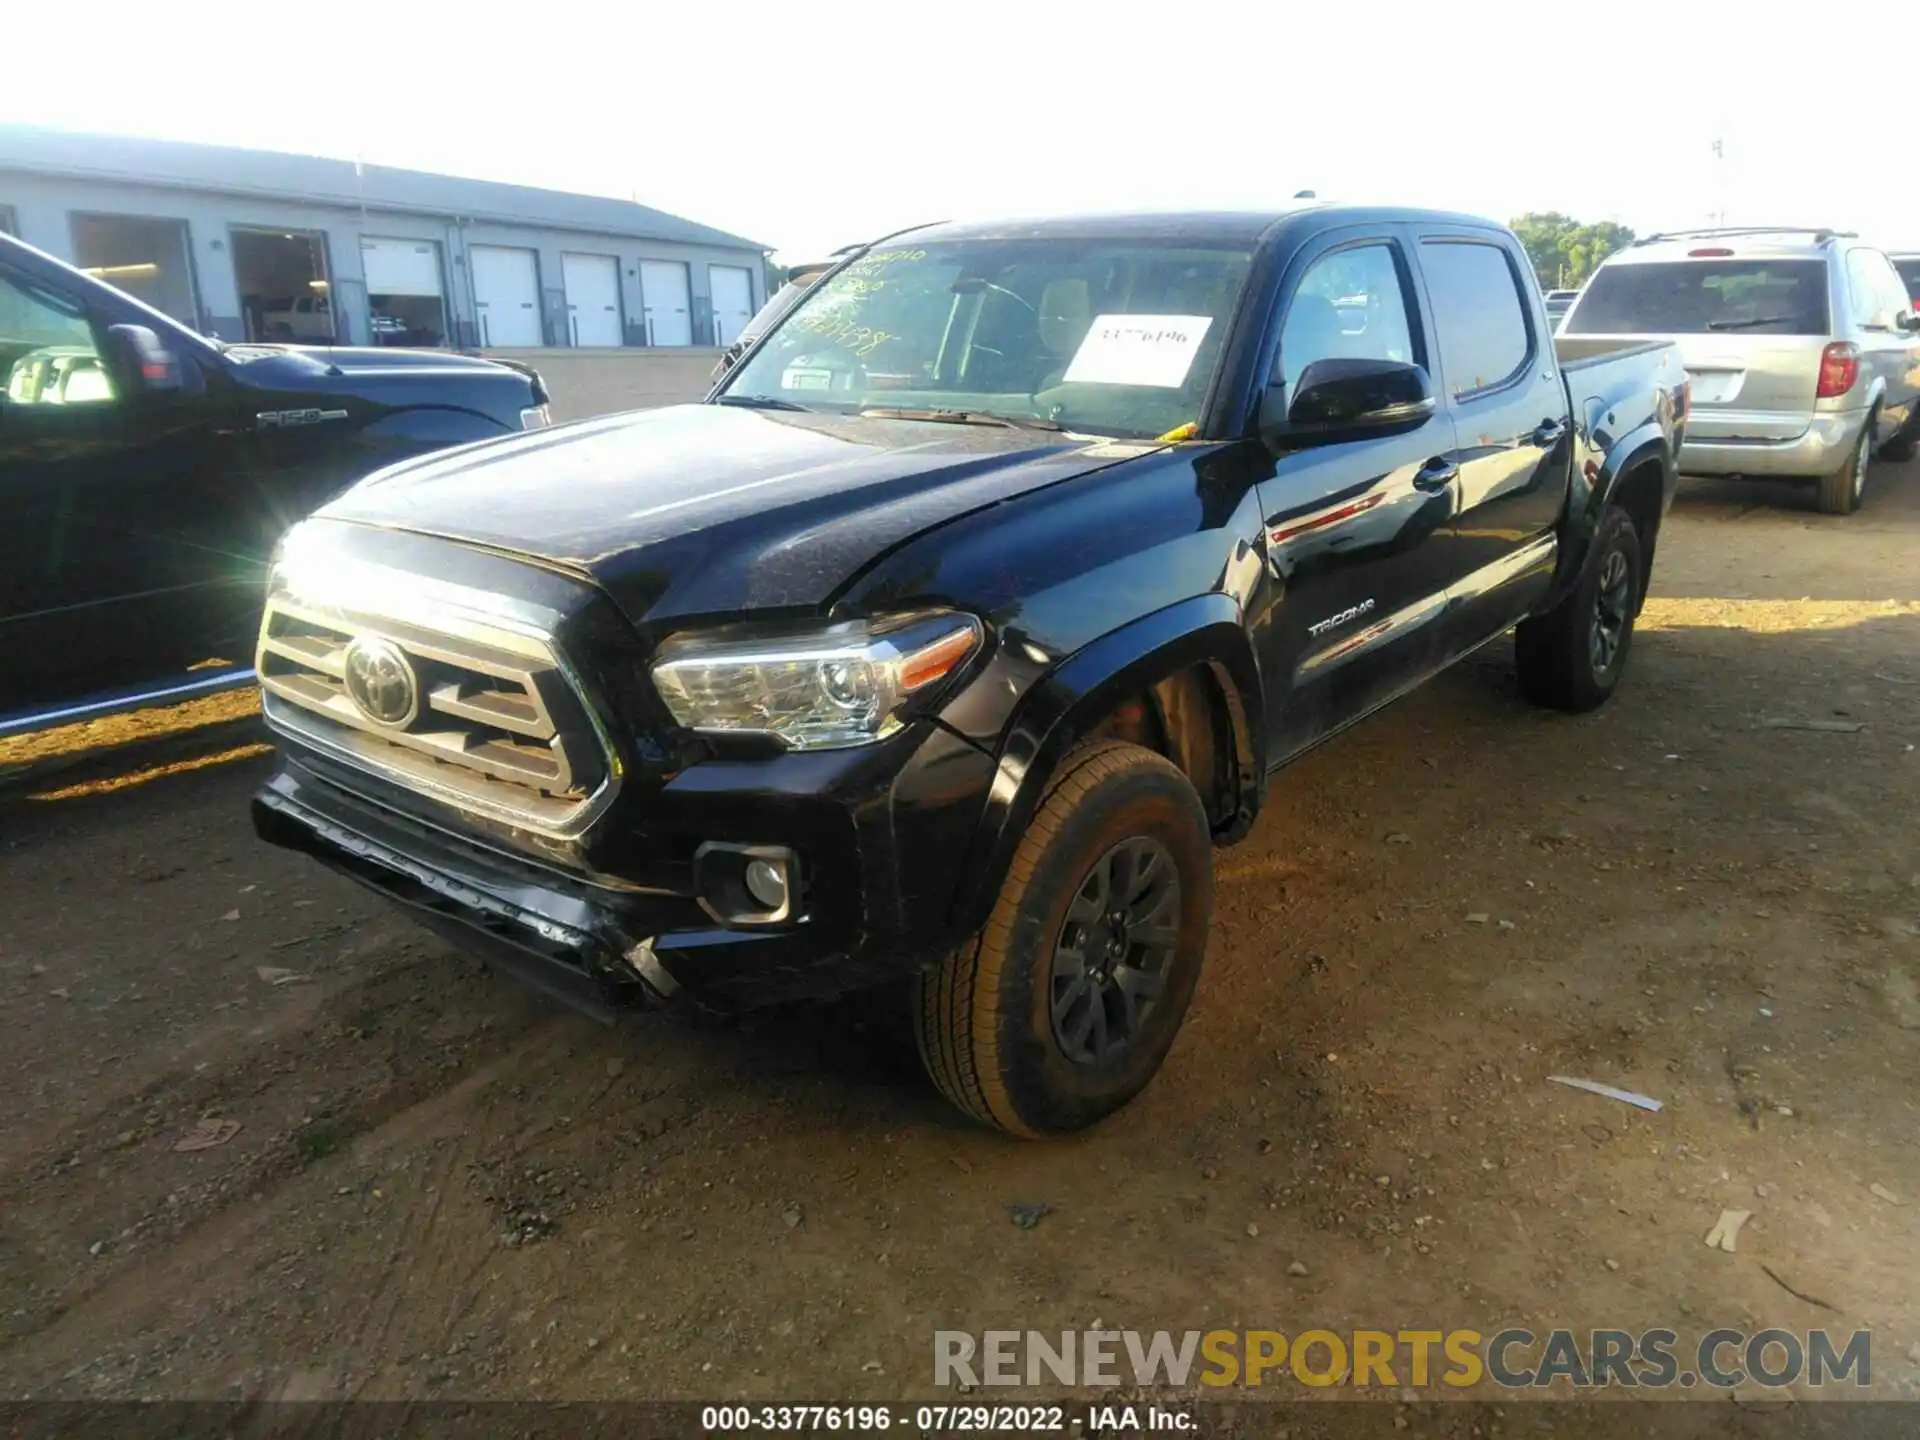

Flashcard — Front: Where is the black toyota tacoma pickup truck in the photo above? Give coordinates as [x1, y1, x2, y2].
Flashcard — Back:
[250, 205, 1686, 1135]
[0, 232, 549, 724]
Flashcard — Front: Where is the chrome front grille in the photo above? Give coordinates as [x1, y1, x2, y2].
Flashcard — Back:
[257, 593, 613, 836]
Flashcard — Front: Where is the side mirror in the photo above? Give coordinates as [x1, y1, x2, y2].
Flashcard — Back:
[1899, 311, 1920, 334]
[1261, 357, 1436, 446]
[104, 324, 183, 394]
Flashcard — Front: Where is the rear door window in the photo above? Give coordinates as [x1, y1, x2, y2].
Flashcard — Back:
[1844, 250, 1901, 329]
[1566, 260, 1830, 335]
[1897, 259, 1920, 307]
[1419, 240, 1531, 398]
[1865, 253, 1913, 323]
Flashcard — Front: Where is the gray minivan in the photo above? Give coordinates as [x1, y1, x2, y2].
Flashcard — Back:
[1560, 228, 1920, 513]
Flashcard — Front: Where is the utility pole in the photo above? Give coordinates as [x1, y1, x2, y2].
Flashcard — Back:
[1710, 128, 1726, 227]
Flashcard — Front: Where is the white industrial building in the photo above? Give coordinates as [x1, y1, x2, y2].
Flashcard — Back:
[0, 125, 770, 351]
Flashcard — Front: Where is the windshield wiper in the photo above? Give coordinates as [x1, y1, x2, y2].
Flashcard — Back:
[714, 393, 812, 412]
[1704, 315, 1795, 331]
[858, 407, 1062, 432]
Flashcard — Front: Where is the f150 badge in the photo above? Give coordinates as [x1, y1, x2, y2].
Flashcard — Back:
[255, 408, 349, 430]
[1307, 598, 1377, 637]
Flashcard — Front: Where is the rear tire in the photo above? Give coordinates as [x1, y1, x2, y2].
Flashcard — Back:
[1515, 505, 1643, 714]
[1817, 418, 1871, 514]
[912, 740, 1213, 1137]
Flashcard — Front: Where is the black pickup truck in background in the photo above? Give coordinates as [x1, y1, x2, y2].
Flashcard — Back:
[250, 205, 1687, 1135]
[0, 232, 550, 725]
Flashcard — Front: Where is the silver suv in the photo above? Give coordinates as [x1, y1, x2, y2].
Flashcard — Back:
[1560, 228, 1920, 514]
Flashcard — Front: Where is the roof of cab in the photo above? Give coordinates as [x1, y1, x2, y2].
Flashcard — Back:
[889, 204, 1509, 247]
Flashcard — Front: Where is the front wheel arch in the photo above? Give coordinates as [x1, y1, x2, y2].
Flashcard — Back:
[949, 597, 1264, 940]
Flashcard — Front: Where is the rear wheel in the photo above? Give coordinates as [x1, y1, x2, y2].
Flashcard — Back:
[913, 740, 1213, 1136]
[1515, 504, 1643, 714]
[1816, 418, 1872, 515]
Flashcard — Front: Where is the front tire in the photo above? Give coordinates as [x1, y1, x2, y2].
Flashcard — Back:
[1515, 504, 1643, 714]
[1816, 418, 1872, 515]
[913, 740, 1214, 1136]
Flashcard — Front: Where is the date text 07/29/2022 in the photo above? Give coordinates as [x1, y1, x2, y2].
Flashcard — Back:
[701, 1403, 1179, 1433]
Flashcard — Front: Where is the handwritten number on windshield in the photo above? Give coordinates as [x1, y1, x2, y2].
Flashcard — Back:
[794, 310, 894, 357]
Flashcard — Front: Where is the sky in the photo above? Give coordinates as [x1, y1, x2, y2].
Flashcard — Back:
[3, 0, 1902, 264]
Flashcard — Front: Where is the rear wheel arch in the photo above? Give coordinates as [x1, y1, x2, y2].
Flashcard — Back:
[1816, 408, 1875, 515]
[1558, 426, 1671, 613]
[1602, 452, 1669, 611]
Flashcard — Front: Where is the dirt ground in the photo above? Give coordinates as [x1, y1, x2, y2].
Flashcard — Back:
[1, 458, 1916, 1421]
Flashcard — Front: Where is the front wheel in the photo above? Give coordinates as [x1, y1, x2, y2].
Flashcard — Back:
[1816, 418, 1872, 515]
[913, 740, 1214, 1136]
[1515, 505, 1644, 714]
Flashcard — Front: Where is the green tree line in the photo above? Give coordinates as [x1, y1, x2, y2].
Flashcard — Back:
[1510, 213, 1637, 291]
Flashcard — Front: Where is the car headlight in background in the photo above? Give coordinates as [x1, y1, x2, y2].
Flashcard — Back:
[520, 404, 552, 430]
[650, 612, 984, 750]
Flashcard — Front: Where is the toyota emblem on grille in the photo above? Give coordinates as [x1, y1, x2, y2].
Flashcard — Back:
[342, 636, 420, 728]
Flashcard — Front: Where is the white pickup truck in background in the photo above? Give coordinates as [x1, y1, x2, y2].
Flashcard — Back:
[261, 293, 333, 342]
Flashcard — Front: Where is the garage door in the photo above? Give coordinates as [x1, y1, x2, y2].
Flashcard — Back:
[360, 238, 443, 296]
[562, 252, 623, 347]
[470, 244, 543, 347]
[639, 260, 692, 347]
[709, 265, 755, 347]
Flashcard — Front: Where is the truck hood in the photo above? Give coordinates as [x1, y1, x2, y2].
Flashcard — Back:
[223, 343, 541, 418]
[225, 343, 526, 380]
[315, 403, 1161, 624]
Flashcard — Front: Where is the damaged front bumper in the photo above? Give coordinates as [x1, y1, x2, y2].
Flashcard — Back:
[251, 722, 991, 1021]
[254, 764, 674, 1023]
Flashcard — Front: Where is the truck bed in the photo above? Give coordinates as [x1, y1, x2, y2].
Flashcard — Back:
[1555, 336, 1675, 371]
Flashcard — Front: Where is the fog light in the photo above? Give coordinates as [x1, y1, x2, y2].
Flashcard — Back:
[744, 858, 788, 910]
[692, 841, 800, 926]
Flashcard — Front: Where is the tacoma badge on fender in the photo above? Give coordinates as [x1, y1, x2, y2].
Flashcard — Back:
[1306, 599, 1377, 637]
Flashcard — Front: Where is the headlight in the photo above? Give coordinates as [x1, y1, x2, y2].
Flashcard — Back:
[650, 612, 984, 750]
[520, 404, 552, 430]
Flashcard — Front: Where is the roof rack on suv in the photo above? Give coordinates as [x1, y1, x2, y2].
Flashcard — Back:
[1631, 226, 1856, 247]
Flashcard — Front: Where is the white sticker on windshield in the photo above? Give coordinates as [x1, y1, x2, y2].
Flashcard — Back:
[1061, 315, 1214, 388]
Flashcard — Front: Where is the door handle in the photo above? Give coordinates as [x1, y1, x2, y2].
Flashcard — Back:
[1412, 458, 1459, 492]
[1531, 419, 1569, 447]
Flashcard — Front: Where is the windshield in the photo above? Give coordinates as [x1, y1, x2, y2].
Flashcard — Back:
[741, 277, 816, 343]
[1565, 259, 1830, 336]
[718, 238, 1255, 439]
